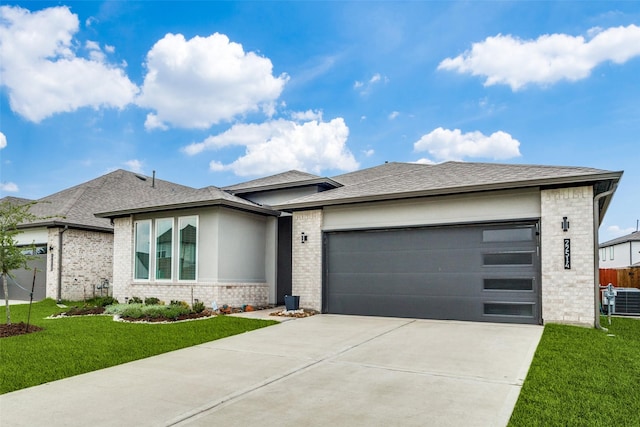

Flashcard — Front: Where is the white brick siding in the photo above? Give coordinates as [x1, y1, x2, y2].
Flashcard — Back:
[291, 210, 323, 311]
[541, 186, 595, 326]
[115, 282, 268, 308]
[46, 228, 113, 301]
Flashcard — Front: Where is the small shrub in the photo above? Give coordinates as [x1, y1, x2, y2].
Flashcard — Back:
[119, 305, 144, 319]
[192, 301, 205, 313]
[128, 296, 143, 304]
[170, 300, 189, 310]
[95, 296, 118, 307]
[144, 297, 160, 306]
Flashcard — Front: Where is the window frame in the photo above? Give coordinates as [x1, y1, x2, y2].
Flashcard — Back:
[178, 216, 199, 281]
[154, 217, 174, 281]
[133, 219, 152, 281]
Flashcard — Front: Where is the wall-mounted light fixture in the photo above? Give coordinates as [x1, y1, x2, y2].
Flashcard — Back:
[301, 232, 308, 244]
[561, 216, 570, 232]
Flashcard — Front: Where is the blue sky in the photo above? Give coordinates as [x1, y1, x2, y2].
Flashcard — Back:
[0, 1, 638, 242]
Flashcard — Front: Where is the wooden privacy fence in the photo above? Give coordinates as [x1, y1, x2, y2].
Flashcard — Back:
[599, 267, 640, 289]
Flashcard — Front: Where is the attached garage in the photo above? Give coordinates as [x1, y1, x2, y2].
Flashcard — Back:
[324, 222, 541, 324]
[276, 161, 622, 327]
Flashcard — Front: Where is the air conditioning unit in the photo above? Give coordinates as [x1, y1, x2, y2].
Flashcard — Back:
[602, 287, 640, 316]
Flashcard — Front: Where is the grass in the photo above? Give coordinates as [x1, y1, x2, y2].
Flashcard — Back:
[509, 316, 640, 426]
[0, 299, 277, 394]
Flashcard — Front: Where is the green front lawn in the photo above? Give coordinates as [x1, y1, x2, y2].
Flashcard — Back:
[509, 317, 640, 426]
[0, 299, 277, 394]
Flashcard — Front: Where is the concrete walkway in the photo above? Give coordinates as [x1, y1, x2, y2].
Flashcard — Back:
[0, 315, 542, 427]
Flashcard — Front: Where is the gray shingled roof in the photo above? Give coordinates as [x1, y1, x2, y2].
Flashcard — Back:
[18, 170, 195, 231]
[275, 161, 622, 210]
[224, 170, 341, 194]
[0, 196, 34, 206]
[95, 185, 279, 218]
[599, 230, 640, 248]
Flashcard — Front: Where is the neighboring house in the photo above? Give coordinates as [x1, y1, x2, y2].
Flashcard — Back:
[99, 161, 622, 327]
[1, 170, 193, 301]
[599, 230, 640, 289]
[599, 231, 640, 269]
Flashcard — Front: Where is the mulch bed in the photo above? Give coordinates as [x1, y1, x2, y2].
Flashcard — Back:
[0, 322, 44, 338]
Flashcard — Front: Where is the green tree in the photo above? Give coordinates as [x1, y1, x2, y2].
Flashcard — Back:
[0, 200, 40, 324]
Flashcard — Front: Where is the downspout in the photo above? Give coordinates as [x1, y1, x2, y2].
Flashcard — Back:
[57, 226, 69, 303]
[593, 184, 617, 330]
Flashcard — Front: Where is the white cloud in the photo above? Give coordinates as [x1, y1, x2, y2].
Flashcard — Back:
[137, 32, 289, 130]
[606, 225, 636, 237]
[414, 127, 521, 161]
[124, 159, 143, 173]
[363, 149, 375, 157]
[388, 111, 400, 120]
[144, 113, 169, 131]
[0, 5, 139, 122]
[183, 117, 358, 176]
[0, 131, 6, 149]
[354, 73, 389, 95]
[414, 158, 436, 165]
[291, 110, 323, 121]
[438, 25, 640, 90]
[0, 182, 19, 193]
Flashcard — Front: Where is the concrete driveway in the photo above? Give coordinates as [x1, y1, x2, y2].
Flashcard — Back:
[0, 315, 542, 427]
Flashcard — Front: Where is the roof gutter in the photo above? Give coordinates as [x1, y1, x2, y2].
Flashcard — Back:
[593, 183, 618, 331]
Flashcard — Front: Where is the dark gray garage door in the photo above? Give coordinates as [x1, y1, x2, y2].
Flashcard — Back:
[324, 222, 541, 324]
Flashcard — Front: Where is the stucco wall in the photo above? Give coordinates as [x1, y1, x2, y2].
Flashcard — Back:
[218, 209, 267, 282]
[291, 209, 323, 311]
[540, 186, 595, 326]
[46, 227, 114, 301]
[323, 189, 541, 230]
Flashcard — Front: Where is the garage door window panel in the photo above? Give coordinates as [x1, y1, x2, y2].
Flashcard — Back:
[482, 227, 534, 242]
[484, 302, 534, 317]
[483, 278, 534, 291]
[483, 252, 534, 266]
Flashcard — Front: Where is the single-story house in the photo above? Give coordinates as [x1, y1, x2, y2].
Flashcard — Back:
[97, 161, 622, 327]
[1, 170, 193, 301]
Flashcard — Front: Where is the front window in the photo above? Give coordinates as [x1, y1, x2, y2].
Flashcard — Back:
[155, 218, 173, 280]
[134, 220, 151, 280]
[179, 216, 198, 280]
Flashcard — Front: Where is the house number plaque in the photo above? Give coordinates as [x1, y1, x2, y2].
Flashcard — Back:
[564, 238, 571, 269]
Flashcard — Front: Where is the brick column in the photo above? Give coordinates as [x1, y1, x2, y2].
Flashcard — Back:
[292, 210, 323, 311]
[541, 186, 595, 326]
[112, 217, 133, 302]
